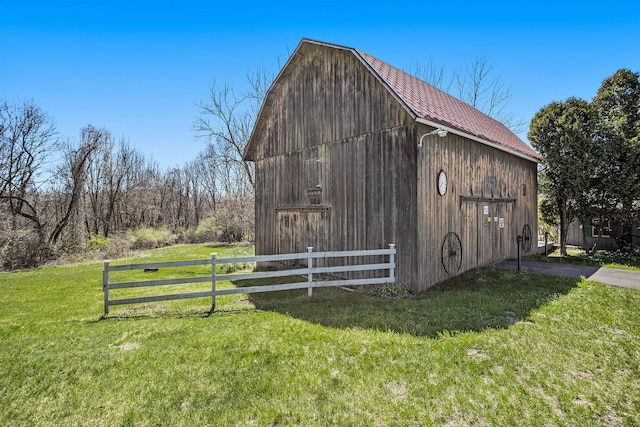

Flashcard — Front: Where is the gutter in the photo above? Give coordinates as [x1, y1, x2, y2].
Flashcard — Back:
[416, 118, 542, 164]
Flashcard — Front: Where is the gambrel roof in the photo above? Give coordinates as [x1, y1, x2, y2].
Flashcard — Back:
[245, 39, 541, 163]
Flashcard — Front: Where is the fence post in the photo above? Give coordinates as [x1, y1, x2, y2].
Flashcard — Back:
[388, 244, 396, 282]
[211, 253, 217, 312]
[544, 231, 550, 257]
[517, 235, 522, 272]
[103, 260, 111, 315]
[307, 247, 313, 298]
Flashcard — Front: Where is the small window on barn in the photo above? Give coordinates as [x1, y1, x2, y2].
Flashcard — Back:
[522, 184, 527, 196]
[308, 187, 322, 206]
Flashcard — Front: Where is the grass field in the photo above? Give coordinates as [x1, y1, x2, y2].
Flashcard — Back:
[527, 247, 640, 270]
[1, 243, 639, 426]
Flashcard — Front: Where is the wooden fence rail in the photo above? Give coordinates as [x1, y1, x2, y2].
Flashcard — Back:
[102, 244, 396, 315]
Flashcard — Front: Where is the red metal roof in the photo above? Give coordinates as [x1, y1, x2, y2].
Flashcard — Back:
[356, 50, 541, 161]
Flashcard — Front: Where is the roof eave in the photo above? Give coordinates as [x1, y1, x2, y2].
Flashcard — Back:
[416, 118, 542, 164]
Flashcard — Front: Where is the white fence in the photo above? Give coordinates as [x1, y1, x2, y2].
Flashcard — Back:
[102, 244, 396, 315]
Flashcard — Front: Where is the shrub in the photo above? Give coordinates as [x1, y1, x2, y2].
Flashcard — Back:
[211, 197, 255, 242]
[88, 234, 109, 250]
[1, 231, 50, 270]
[185, 197, 255, 244]
[96, 234, 132, 260]
[216, 262, 251, 274]
[365, 283, 410, 298]
[183, 217, 218, 244]
[126, 226, 177, 250]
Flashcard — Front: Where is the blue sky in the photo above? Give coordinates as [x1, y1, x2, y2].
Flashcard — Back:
[2, 0, 639, 168]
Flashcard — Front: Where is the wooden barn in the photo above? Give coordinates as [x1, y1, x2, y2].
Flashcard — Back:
[244, 39, 542, 293]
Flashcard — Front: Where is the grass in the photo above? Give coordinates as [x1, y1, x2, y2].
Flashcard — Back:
[1, 243, 639, 425]
[526, 247, 640, 270]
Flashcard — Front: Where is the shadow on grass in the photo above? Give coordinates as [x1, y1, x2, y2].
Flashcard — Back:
[234, 268, 580, 338]
[94, 305, 264, 323]
[93, 307, 212, 322]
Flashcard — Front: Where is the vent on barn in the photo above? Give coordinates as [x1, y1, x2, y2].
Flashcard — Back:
[307, 187, 322, 206]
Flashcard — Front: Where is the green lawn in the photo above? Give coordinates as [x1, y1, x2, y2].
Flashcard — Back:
[1, 243, 639, 426]
[527, 247, 640, 270]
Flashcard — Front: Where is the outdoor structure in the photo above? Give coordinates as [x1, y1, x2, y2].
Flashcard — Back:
[566, 221, 640, 251]
[244, 39, 542, 293]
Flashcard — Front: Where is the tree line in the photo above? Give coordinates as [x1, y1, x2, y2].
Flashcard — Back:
[0, 59, 272, 270]
[529, 69, 640, 255]
[0, 100, 254, 270]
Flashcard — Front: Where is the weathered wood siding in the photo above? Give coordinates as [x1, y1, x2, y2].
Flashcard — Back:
[416, 124, 538, 291]
[252, 42, 538, 293]
[252, 43, 414, 160]
[253, 43, 417, 283]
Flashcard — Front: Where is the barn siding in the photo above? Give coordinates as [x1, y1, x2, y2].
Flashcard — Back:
[253, 44, 413, 160]
[416, 123, 538, 292]
[253, 43, 417, 283]
[255, 125, 418, 284]
[252, 42, 538, 293]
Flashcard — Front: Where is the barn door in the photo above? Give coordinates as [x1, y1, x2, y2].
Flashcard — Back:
[472, 202, 512, 266]
[492, 203, 507, 262]
[277, 211, 299, 255]
[276, 209, 330, 256]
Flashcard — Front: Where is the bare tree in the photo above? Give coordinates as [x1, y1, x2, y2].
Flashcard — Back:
[0, 103, 108, 266]
[194, 82, 256, 193]
[194, 65, 277, 197]
[139, 159, 164, 228]
[0, 100, 59, 235]
[408, 59, 451, 93]
[159, 167, 187, 229]
[103, 139, 138, 236]
[195, 145, 220, 211]
[120, 156, 161, 230]
[48, 133, 102, 244]
[84, 127, 113, 236]
[183, 159, 208, 228]
[82, 130, 148, 237]
[85, 130, 108, 236]
[410, 57, 525, 133]
[246, 60, 279, 116]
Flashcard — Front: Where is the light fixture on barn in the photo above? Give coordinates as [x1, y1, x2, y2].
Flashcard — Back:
[418, 128, 448, 148]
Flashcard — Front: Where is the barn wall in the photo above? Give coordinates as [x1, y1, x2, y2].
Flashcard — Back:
[416, 124, 538, 292]
[252, 43, 414, 160]
[255, 126, 418, 284]
[253, 43, 418, 284]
